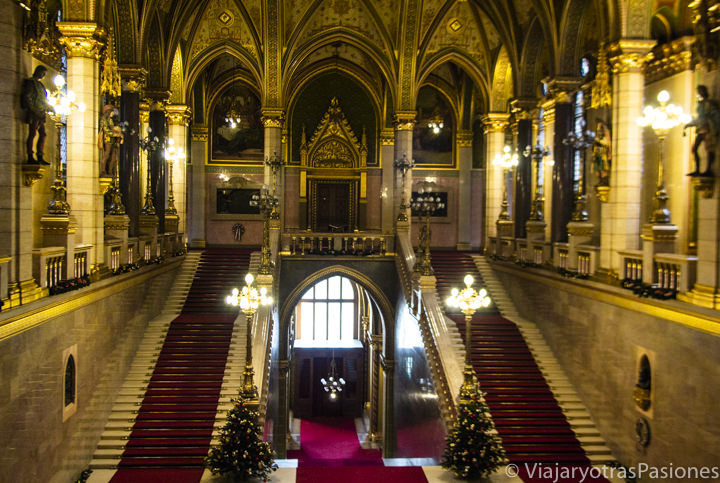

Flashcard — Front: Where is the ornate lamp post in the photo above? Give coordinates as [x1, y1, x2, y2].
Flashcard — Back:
[164, 137, 185, 216]
[562, 119, 595, 222]
[45, 74, 86, 215]
[492, 145, 519, 220]
[523, 144, 551, 221]
[637, 90, 691, 224]
[139, 127, 161, 215]
[250, 186, 279, 275]
[394, 153, 415, 222]
[226, 273, 272, 402]
[410, 180, 445, 275]
[446, 275, 492, 400]
[265, 151, 285, 220]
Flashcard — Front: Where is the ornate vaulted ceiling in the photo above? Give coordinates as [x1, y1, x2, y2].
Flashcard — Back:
[98, 0, 676, 116]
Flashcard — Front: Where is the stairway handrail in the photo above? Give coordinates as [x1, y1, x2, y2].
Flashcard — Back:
[396, 229, 460, 424]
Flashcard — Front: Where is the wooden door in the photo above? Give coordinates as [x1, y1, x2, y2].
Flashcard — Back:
[316, 182, 350, 232]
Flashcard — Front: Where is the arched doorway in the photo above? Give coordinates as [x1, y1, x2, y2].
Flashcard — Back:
[275, 266, 395, 458]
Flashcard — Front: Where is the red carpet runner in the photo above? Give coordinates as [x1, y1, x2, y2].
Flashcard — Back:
[110, 248, 253, 482]
[432, 251, 609, 483]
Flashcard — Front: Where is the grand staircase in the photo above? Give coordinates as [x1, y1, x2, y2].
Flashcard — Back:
[431, 251, 614, 470]
[90, 248, 253, 475]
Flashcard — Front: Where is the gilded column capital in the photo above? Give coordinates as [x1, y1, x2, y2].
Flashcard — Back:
[144, 89, 171, 111]
[481, 113, 510, 134]
[118, 66, 147, 93]
[191, 125, 209, 142]
[166, 105, 192, 126]
[644, 37, 694, 83]
[510, 97, 538, 120]
[541, 98, 556, 125]
[261, 108, 285, 128]
[393, 111, 416, 131]
[57, 22, 103, 59]
[544, 77, 581, 104]
[379, 129, 394, 145]
[456, 130, 474, 147]
[608, 39, 655, 74]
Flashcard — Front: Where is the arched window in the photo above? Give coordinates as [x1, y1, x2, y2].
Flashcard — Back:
[64, 355, 76, 407]
[296, 276, 356, 344]
[573, 90, 586, 194]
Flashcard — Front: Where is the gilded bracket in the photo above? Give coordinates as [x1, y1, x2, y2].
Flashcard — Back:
[22, 164, 45, 187]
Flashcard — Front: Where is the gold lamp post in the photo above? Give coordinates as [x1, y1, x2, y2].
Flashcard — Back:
[45, 74, 86, 215]
[492, 145, 519, 221]
[265, 151, 285, 220]
[250, 186, 279, 275]
[394, 153, 415, 222]
[226, 273, 272, 402]
[446, 275, 492, 400]
[410, 180, 445, 275]
[139, 127, 161, 215]
[164, 137, 185, 216]
[562, 119, 595, 222]
[523, 144, 551, 221]
[637, 90, 691, 224]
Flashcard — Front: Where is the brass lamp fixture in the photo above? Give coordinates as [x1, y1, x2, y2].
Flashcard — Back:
[321, 354, 346, 400]
[410, 180, 445, 276]
[393, 153, 415, 222]
[139, 127, 161, 215]
[523, 143, 551, 221]
[446, 274, 492, 400]
[637, 90, 691, 224]
[250, 186, 279, 275]
[265, 151, 285, 220]
[45, 74, 86, 215]
[164, 138, 186, 216]
[427, 112, 444, 134]
[562, 119, 595, 222]
[492, 145, 519, 221]
[226, 273, 272, 401]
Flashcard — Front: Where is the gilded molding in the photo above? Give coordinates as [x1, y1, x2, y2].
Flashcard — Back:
[393, 111, 416, 131]
[510, 98, 537, 120]
[608, 39, 655, 74]
[261, 109, 285, 128]
[118, 66, 147, 93]
[22, 165, 45, 186]
[57, 22, 103, 59]
[481, 113, 510, 134]
[644, 37, 694, 84]
[541, 98, 556, 125]
[192, 125, 209, 142]
[166, 105, 192, 126]
[456, 130, 473, 147]
[139, 101, 150, 124]
[380, 129, 395, 145]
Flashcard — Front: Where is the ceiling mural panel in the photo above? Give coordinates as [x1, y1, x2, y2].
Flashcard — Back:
[243, 0, 263, 41]
[479, 11, 501, 52]
[368, 0, 398, 44]
[188, 0, 259, 63]
[420, 0, 444, 44]
[425, 1, 486, 67]
[295, 0, 386, 51]
[285, 0, 314, 41]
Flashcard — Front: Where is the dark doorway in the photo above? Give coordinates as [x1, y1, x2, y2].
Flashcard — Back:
[313, 181, 353, 232]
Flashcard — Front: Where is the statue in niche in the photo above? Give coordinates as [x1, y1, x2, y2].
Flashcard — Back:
[98, 104, 124, 177]
[684, 85, 720, 177]
[20, 65, 53, 165]
[591, 120, 611, 187]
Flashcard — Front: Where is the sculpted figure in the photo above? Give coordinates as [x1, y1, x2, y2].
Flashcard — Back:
[20, 65, 53, 165]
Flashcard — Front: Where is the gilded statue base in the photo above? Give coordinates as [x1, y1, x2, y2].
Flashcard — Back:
[692, 176, 715, 199]
[98, 177, 113, 195]
[22, 164, 45, 187]
[595, 185, 610, 203]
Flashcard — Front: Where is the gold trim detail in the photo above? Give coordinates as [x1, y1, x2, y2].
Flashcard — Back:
[608, 39, 655, 74]
[644, 38, 693, 83]
[393, 111, 416, 131]
[261, 108, 285, 128]
[481, 113, 509, 134]
[301, 98, 367, 169]
[57, 22, 103, 59]
[191, 125, 209, 142]
[22, 164, 45, 186]
[166, 105, 192, 126]
[380, 129, 395, 146]
[118, 66, 147, 93]
[456, 130, 473, 147]
[692, 176, 715, 198]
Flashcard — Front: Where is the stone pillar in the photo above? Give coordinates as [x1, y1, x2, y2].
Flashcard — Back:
[188, 125, 207, 248]
[393, 112, 415, 226]
[262, 109, 284, 250]
[118, 67, 146, 237]
[382, 358, 395, 458]
[512, 101, 534, 239]
[481, 113, 510, 245]
[147, 96, 168, 233]
[0, 3, 44, 305]
[166, 105, 192, 242]
[541, 99, 556, 241]
[380, 130, 395, 234]
[456, 130, 473, 250]
[139, 100, 149, 203]
[605, 40, 655, 274]
[58, 22, 105, 275]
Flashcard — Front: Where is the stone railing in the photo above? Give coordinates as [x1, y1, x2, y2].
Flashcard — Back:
[619, 249, 644, 282]
[654, 253, 697, 293]
[281, 231, 393, 256]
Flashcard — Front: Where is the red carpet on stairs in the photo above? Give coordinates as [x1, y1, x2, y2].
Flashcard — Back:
[110, 248, 253, 482]
[432, 251, 609, 483]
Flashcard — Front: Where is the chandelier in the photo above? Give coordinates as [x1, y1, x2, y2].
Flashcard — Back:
[321, 357, 345, 400]
[428, 113, 444, 134]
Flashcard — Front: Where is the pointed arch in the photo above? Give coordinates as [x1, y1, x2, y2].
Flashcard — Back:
[417, 50, 490, 114]
[490, 46, 513, 113]
[518, 18, 547, 99]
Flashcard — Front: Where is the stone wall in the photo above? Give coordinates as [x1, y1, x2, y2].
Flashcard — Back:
[0, 261, 181, 483]
[493, 265, 720, 481]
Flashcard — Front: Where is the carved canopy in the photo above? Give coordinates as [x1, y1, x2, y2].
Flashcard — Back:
[300, 98, 367, 169]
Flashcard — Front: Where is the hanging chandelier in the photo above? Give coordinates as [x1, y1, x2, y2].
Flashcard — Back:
[320, 357, 346, 400]
[427, 112, 444, 134]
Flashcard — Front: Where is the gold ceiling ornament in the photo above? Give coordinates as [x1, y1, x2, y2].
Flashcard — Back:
[591, 45, 612, 109]
[100, 30, 122, 99]
[301, 98, 367, 169]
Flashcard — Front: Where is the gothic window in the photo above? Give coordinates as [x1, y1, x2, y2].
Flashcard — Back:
[297, 276, 357, 344]
[64, 355, 75, 407]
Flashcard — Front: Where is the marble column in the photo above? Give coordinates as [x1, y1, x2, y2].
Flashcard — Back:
[139, 100, 149, 203]
[513, 114, 533, 238]
[541, 99, 556, 241]
[481, 113, 510, 245]
[166, 105, 192, 240]
[0, 3, 44, 305]
[58, 22, 104, 275]
[456, 130, 473, 250]
[262, 109, 284, 186]
[380, 130, 395, 234]
[188, 125, 207, 248]
[118, 67, 146, 237]
[147, 98, 167, 233]
[393, 112, 415, 226]
[604, 40, 655, 274]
